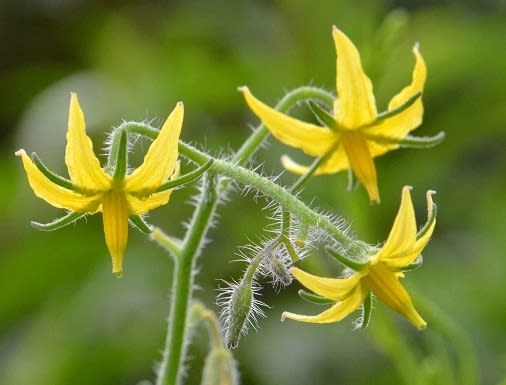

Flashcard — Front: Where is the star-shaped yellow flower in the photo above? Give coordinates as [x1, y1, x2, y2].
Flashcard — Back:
[16, 93, 183, 275]
[240, 27, 430, 203]
[282, 186, 436, 329]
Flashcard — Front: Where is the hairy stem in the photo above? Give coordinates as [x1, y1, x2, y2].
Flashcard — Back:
[138, 86, 336, 384]
[179, 141, 356, 248]
[156, 175, 217, 385]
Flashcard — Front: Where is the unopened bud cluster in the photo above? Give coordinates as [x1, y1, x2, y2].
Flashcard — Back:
[218, 210, 326, 348]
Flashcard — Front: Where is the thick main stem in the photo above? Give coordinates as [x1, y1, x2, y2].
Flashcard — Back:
[151, 86, 336, 384]
[156, 175, 217, 385]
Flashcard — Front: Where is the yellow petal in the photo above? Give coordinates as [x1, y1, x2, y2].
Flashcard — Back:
[102, 191, 129, 274]
[333, 26, 377, 129]
[281, 285, 366, 324]
[365, 263, 426, 329]
[291, 267, 363, 301]
[363, 139, 399, 159]
[281, 142, 350, 176]
[362, 44, 426, 140]
[383, 190, 436, 269]
[65, 93, 111, 192]
[239, 87, 335, 156]
[341, 132, 380, 203]
[125, 102, 183, 193]
[375, 186, 417, 262]
[16, 149, 102, 212]
[127, 190, 172, 214]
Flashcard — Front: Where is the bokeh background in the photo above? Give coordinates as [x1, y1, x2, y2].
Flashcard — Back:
[1, 1, 505, 384]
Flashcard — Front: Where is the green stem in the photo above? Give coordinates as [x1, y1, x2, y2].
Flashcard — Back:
[150, 227, 182, 259]
[145, 86, 336, 385]
[156, 174, 217, 385]
[179, 141, 356, 248]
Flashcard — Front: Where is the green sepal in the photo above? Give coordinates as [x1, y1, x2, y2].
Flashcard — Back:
[307, 100, 337, 131]
[155, 159, 214, 192]
[417, 202, 437, 240]
[31, 153, 74, 191]
[297, 289, 334, 305]
[112, 128, 128, 181]
[347, 168, 356, 192]
[357, 292, 373, 329]
[31, 211, 86, 232]
[325, 245, 368, 271]
[129, 215, 152, 234]
[366, 131, 446, 149]
[374, 91, 422, 123]
[226, 283, 253, 349]
[401, 254, 423, 271]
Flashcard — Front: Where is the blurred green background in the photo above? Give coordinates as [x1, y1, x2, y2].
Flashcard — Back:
[1, 1, 505, 384]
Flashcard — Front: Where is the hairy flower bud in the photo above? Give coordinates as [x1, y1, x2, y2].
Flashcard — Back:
[225, 283, 253, 349]
[266, 255, 292, 287]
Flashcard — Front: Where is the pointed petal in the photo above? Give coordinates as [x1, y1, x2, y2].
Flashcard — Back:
[65, 93, 111, 191]
[102, 191, 129, 274]
[127, 190, 172, 215]
[240, 87, 335, 156]
[365, 263, 426, 329]
[384, 190, 436, 269]
[16, 149, 101, 212]
[127, 163, 179, 214]
[363, 44, 426, 139]
[281, 143, 349, 175]
[125, 102, 183, 193]
[342, 133, 380, 203]
[291, 267, 363, 301]
[333, 26, 377, 128]
[375, 186, 417, 262]
[281, 285, 366, 324]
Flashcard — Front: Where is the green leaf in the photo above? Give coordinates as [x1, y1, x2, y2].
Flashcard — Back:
[298, 289, 334, 305]
[31, 153, 74, 191]
[112, 128, 128, 180]
[402, 254, 423, 271]
[307, 100, 337, 131]
[156, 159, 214, 192]
[325, 245, 368, 271]
[357, 292, 373, 329]
[31, 211, 85, 231]
[129, 215, 152, 233]
[366, 131, 446, 149]
[374, 91, 422, 122]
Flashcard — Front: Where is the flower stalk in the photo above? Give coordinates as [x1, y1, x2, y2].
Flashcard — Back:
[156, 174, 217, 385]
[152, 86, 337, 384]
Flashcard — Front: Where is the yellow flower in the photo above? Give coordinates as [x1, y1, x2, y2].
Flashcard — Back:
[282, 186, 436, 329]
[240, 27, 428, 203]
[16, 93, 183, 275]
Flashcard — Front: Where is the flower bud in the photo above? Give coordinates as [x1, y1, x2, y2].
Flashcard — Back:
[201, 348, 239, 385]
[264, 252, 292, 287]
[225, 283, 253, 349]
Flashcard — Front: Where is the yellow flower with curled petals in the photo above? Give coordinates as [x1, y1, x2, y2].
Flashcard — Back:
[240, 27, 442, 203]
[16, 93, 183, 275]
[282, 186, 436, 329]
